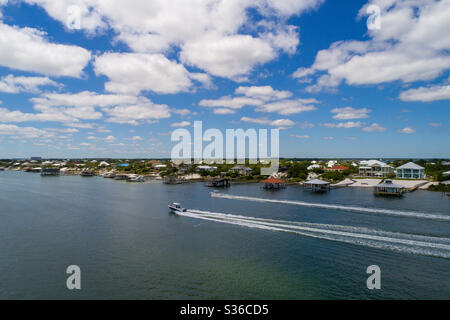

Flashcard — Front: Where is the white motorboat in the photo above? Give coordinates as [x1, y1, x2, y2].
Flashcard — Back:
[168, 202, 187, 213]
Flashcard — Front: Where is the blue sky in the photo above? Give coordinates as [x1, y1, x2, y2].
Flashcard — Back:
[0, 0, 449, 159]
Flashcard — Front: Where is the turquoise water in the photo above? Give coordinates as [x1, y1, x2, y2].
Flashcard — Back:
[0, 171, 449, 299]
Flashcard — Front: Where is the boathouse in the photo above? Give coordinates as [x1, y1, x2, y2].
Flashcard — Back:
[261, 178, 286, 190]
[303, 179, 330, 192]
[40, 168, 60, 176]
[374, 180, 405, 196]
[206, 178, 230, 188]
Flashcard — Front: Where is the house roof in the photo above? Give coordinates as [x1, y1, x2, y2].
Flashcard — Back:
[396, 162, 424, 170]
[304, 179, 330, 185]
[375, 180, 404, 189]
[365, 160, 391, 168]
[326, 165, 349, 170]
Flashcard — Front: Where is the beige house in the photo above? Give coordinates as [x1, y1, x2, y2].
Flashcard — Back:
[359, 160, 394, 177]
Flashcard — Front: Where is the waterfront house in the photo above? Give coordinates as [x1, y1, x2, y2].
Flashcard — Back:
[307, 164, 321, 170]
[230, 166, 252, 175]
[261, 178, 286, 190]
[396, 162, 425, 179]
[374, 180, 404, 196]
[303, 179, 331, 192]
[358, 160, 393, 177]
[196, 165, 217, 173]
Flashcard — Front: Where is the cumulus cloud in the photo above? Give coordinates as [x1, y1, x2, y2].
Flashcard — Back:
[94, 53, 193, 94]
[255, 98, 318, 115]
[398, 126, 416, 134]
[331, 107, 371, 120]
[0, 22, 91, 77]
[240, 117, 294, 128]
[212, 108, 236, 115]
[235, 86, 292, 101]
[0, 74, 60, 93]
[0, 124, 53, 139]
[294, 0, 450, 92]
[362, 123, 386, 133]
[104, 102, 170, 125]
[199, 96, 263, 109]
[290, 134, 310, 139]
[399, 85, 450, 102]
[171, 121, 191, 127]
[0, 91, 172, 125]
[322, 121, 363, 129]
[22, 0, 324, 80]
[180, 33, 276, 79]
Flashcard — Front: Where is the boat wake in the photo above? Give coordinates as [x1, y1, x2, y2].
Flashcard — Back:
[211, 193, 450, 222]
[177, 209, 450, 259]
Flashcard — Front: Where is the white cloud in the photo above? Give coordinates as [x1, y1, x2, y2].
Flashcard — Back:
[181, 33, 276, 79]
[0, 22, 91, 77]
[255, 98, 318, 115]
[294, 0, 450, 92]
[331, 107, 371, 120]
[399, 85, 450, 102]
[171, 121, 191, 127]
[94, 53, 193, 94]
[0, 91, 172, 125]
[199, 96, 263, 109]
[0, 74, 59, 93]
[104, 102, 170, 125]
[398, 126, 415, 134]
[290, 134, 310, 139]
[0, 124, 52, 139]
[212, 108, 236, 115]
[23, 0, 324, 81]
[235, 86, 293, 101]
[24, 0, 323, 78]
[362, 123, 386, 133]
[240, 117, 294, 127]
[322, 121, 363, 129]
[87, 135, 116, 142]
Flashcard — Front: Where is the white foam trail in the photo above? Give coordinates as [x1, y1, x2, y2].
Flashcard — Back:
[177, 210, 450, 259]
[211, 193, 450, 221]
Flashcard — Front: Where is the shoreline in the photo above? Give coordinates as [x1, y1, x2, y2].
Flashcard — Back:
[1, 169, 447, 193]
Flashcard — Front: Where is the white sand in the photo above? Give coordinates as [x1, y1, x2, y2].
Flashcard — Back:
[348, 179, 382, 187]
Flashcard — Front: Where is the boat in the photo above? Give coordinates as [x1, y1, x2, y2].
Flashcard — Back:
[114, 174, 129, 180]
[103, 172, 116, 178]
[128, 175, 145, 182]
[81, 170, 94, 177]
[168, 202, 187, 213]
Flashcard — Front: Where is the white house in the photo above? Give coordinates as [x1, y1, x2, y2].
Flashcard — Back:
[230, 166, 253, 175]
[396, 162, 425, 179]
[196, 165, 217, 172]
[307, 164, 321, 170]
[359, 160, 394, 177]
